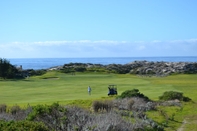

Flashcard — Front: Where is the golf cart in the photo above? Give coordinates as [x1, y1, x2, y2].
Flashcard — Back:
[108, 85, 118, 96]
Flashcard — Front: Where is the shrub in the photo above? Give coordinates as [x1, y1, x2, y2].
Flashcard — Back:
[27, 103, 63, 121]
[127, 99, 134, 110]
[74, 66, 86, 72]
[87, 67, 106, 72]
[92, 100, 113, 112]
[28, 69, 47, 76]
[66, 106, 141, 131]
[66, 106, 93, 130]
[118, 89, 149, 101]
[27, 104, 52, 121]
[0, 58, 19, 79]
[0, 103, 163, 131]
[10, 105, 21, 115]
[183, 96, 192, 102]
[159, 91, 191, 102]
[0, 104, 7, 113]
[60, 67, 75, 73]
[27, 103, 67, 130]
[0, 120, 49, 131]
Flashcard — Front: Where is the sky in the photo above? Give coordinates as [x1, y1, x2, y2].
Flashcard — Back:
[0, 0, 197, 58]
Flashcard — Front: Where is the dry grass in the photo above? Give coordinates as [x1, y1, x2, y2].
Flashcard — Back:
[0, 99, 163, 131]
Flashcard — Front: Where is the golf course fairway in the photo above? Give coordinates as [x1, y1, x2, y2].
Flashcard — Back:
[0, 71, 197, 105]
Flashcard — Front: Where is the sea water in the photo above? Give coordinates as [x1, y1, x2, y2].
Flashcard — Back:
[8, 56, 197, 70]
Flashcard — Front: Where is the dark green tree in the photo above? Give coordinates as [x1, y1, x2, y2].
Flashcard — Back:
[0, 58, 18, 79]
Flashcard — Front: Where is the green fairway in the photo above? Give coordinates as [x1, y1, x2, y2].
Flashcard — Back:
[1, 71, 197, 105]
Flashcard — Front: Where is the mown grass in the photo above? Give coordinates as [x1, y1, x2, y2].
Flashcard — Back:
[1, 72, 197, 104]
[0, 71, 149, 105]
[0, 71, 197, 130]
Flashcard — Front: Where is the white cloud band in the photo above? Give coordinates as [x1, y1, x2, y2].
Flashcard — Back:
[0, 39, 197, 58]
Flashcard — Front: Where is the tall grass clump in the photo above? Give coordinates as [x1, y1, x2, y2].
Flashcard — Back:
[10, 105, 21, 115]
[0, 104, 7, 113]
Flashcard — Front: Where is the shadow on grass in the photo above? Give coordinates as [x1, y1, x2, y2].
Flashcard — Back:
[0, 78, 34, 82]
[41, 77, 59, 80]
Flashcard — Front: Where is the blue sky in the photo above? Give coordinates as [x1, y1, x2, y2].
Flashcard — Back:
[0, 0, 197, 58]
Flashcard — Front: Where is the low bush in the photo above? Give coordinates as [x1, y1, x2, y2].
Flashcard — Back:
[60, 67, 75, 73]
[74, 66, 87, 72]
[127, 99, 135, 110]
[28, 69, 47, 76]
[92, 100, 113, 112]
[183, 96, 192, 102]
[118, 89, 149, 101]
[27, 102, 67, 130]
[66, 106, 92, 130]
[159, 91, 191, 102]
[87, 67, 106, 72]
[0, 104, 7, 113]
[10, 105, 21, 115]
[0, 120, 49, 131]
[0, 102, 164, 131]
[66, 106, 142, 131]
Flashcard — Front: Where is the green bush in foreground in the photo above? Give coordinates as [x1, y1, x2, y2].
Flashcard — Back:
[159, 91, 191, 102]
[117, 89, 149, 101]
[27, 102, 66, 121]
[26, 102, 67, 130]
[0, 120, 49, 131]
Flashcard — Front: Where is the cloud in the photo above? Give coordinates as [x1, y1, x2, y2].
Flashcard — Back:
[0, 39, 197, 58]
[137, 45, 146, 50]
[152, 40, 162, 43]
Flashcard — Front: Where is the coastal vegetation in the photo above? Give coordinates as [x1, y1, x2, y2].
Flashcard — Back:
[0, 58, 197, 130]
[0, 58, 18, 79]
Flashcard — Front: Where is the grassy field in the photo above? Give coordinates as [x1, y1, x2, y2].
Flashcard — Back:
[1, 71, 197, 105]
[0, 71, 197, 130]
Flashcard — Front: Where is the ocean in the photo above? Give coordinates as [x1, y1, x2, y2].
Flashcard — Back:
[8, 56, 197, 70]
